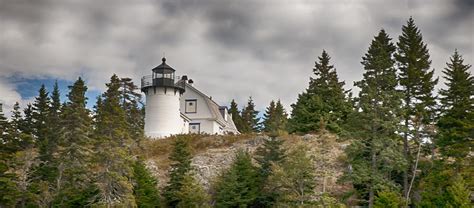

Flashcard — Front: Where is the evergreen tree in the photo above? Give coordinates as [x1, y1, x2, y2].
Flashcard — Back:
[214, 150, 259, 208]
[7, 103, 33, 152]
[268, 145, 316, 206]
[395, 17, 438, 199]
[444, 176, 471, 208]
[374, 191, 403, 208]
[54, 77, 96, 206]
[229, 99, 244, 132]
[344, 30, 405, 207]
[163, 136, 193, 207]
[418, 163, 471, 208]
[176, 173, 210, 208]
[262, 100, 288, 134]
[240, 97, 260, 133]
[437, 50, 473, 170]
[119, 77, 145, 148]
[132, 159, 161, 208]
[20, 104, 34, 136]
[48, 81, 61, 152]
[289, 50, 351, 133]
[32, 84, 54, 181]
[254, 136, 286, 207]
[93, 74, 135, 207]
[0, 106, 20, 207]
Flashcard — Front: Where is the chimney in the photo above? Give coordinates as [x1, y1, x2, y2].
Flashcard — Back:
[188, 79, 194, 86]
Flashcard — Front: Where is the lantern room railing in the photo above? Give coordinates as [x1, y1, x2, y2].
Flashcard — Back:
[141, 75, 185, 91]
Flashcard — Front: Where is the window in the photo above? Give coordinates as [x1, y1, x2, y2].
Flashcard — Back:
[189, 123, 200, 134]
[185, 99, 197, 113]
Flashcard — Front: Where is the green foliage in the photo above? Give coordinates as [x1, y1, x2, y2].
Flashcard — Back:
[289, 50, 352, 134]
[93, 74, 136, 207]
[445, 176, 471, 208]
[262, 100, 288, 134]
[418, 163, 472, 208]
[254, 136, 286, 207]
[55, 77, 96, 206]
[132, 159, 161, 208]
[120, 77, 145, 148]
[240, 97, 260, 133]
[229, 99, 245, 133]
[318, 193, 346, 208]
[343, 29, 405, 206]
[374, 190, 403, 208]
[0, 113, 19, 207]
[163, 136, 193, 207]
[214, 150, 259, 208]
[176, 173, 210, 208]
[437, 50, 474, 169]
[395, 17, 438, 199]
[32, 84, 55, 181]
[269, 145, 316, 206]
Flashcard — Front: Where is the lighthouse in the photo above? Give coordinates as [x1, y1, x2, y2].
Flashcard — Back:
[141, 57, 186, 138]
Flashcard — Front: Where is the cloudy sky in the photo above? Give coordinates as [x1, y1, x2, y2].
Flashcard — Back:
[0, 0, 473, 115]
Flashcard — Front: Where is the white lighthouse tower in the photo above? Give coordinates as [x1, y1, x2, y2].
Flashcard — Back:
[141, 57, 186, 138]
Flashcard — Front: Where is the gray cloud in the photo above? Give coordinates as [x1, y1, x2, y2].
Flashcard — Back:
[0, 0, 472, 114]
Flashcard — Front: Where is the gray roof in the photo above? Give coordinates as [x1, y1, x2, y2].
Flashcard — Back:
[178, 80, 239, 134]
[152, 57, 175, 73]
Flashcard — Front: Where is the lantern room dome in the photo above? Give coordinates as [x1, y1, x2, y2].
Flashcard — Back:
[152, 57, 175, 74]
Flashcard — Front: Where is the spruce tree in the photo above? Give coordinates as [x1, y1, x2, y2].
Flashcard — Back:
[262, 100, 276, 133]
[444, 176, 471, 208]
[20, 104, 34, 136]
[0, 107, 19, 207]
[240, 97, 260, 133]
[229, 99, 244, 132]
[344, 29, 405, 207]
[93, 74, 135, 207]
[395, 17, 438, 199]
[48, 81, 61, 152]
[55, 77, 96, 206]
[163, 136, 193, 207]
[254, 136, 286, 207]
[132, 159, 161, 208]
[7, 103, 33, 152]
[262, 100, 288, 134]
[119, 78, 145, 148]
[176, 173, 210, 208]
[32, 84, 54, 181]
[268, 145, 316, 206]
[214, 150, 259, 208]
[289, 50, 351, 133]
[437, 50, 473, 170]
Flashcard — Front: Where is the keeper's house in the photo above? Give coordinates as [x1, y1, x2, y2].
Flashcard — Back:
[141, 57, 239, 139]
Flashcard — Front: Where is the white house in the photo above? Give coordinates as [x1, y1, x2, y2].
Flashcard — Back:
[141, 57, 239, 139]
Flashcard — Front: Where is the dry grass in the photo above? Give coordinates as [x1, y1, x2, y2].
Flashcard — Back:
[136, 133, 256, 170]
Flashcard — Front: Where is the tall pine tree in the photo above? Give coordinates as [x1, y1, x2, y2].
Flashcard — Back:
[119, 78, 145, 148]
[214, 150, 259, 208]
[229, 99, 244, 132]
[395, 17, 438, 200]
[254, 136, 286, 207]
[437, 49, 473, 170]
[93, 74, 135, 206]
[132, 158, 161, 207]
[163, 136, 193, 207]
[32, 84, 54, 181]
[55, 77, 96, 206]
[240, 97, 260, 133]
[344, 30, 405, 207]
[289, 50, 352, 133]
[262, 100, 288, 134]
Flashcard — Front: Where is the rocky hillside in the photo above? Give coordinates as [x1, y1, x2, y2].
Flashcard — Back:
[139, 132, 351, 197]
